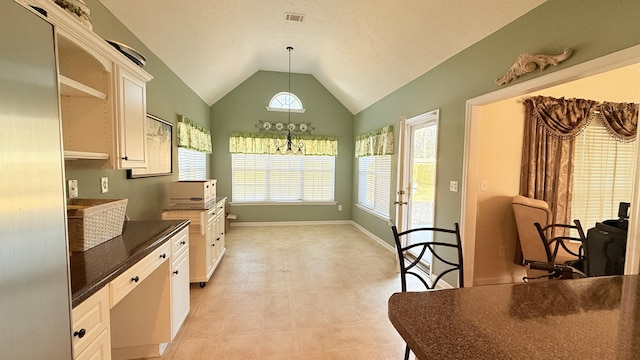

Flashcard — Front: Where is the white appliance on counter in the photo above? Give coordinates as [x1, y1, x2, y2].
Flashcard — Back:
[1, 2, 73, 358]
[169, 179, 217, 205]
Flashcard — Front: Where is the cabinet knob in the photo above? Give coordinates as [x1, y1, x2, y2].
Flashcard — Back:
[173, 270, 179, 275]
[160, 253, 167, 259]
[131, 276, 140, 283]
[73, 328, 86, 338]
[212, 243, 215, 247]
[216, 237, 220, 241]
[180, 240, 186, 245]
[122, 156, 129, 160]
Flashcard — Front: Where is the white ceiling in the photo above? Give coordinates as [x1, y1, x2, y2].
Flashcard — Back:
[98, 0, 547, 114]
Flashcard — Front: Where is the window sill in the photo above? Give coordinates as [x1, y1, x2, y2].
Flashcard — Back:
[229, 201, 337, 206]
[355, 204, 390, 222]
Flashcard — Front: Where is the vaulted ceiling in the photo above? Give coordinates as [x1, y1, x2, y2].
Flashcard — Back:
[99, 0, 547, 114]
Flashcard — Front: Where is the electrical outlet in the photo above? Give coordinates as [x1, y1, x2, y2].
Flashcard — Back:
[338, 204, 343, 211]
[449, 180, 458, 192]
[481, 179, 488, 191]
[68, 179, 78, 198]
[100, 177, 108, 193]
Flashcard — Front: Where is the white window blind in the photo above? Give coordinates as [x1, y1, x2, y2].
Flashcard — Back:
[572, 121, 637, 229]
[178, 147, 206, 180]
[358, 155, 391, 218]
[231, 154, 335, 202]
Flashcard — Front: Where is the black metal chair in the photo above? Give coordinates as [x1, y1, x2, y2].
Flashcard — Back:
[530, 219, 587, 280]
[391, 224, 464, 360]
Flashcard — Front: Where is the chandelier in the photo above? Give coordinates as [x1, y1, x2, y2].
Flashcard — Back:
[275, 46, 303, 155]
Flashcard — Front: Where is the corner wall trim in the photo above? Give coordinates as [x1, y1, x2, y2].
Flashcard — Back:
[348, 222, 395, 253]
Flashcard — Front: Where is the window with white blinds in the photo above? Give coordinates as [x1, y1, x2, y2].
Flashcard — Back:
[572, 121, 637, 229]
[178, 147, 207, 180]
[358, 155, 391, 218]
[231, 154, 335, 202]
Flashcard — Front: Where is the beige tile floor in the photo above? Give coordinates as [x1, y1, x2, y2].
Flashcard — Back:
[158, 224, 409, 360]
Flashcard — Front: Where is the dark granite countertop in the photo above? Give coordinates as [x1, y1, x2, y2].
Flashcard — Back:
[164, 196, 227, 211]
[69, 220, 190, 307]
[388, 275, 640, 359]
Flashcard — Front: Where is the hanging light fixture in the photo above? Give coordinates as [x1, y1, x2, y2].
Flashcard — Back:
[275, 46, 303, 155]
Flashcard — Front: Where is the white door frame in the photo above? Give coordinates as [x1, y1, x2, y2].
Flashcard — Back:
[462, 44, 640, 286]
[398, 110, 440, 234]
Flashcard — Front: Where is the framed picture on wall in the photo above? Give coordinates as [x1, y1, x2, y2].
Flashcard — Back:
[127, 114, 173, 178]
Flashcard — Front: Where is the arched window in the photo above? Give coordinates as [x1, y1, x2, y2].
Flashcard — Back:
[266, 92, 306, 113]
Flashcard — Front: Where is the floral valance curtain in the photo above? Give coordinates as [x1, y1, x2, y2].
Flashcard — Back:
[177, 114, 212, 153]
[355, 125, 393, 157]
[229, 132, 338, 156]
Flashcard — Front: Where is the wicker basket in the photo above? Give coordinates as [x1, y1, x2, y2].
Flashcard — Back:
[67, 198, 128, 252]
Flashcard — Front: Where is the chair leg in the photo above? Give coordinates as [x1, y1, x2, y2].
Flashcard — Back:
[404, 343, 410, 360]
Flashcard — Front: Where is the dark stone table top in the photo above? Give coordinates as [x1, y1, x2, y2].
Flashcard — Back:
[388, 275, 640, 359]
[69, 220, 190, 307]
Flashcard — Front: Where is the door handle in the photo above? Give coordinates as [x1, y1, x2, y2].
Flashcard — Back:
[394, 201, 407, 205]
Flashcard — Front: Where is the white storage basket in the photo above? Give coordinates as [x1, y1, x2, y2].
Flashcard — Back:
[67, 198, 128, 252]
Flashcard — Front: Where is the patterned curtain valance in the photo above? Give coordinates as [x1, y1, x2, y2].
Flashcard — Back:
[526, 96, 638, 142]
[229, 132, 338, 156]
[177, 114, 212, 153]
[355, 125, 393, 157]
[599, 101, 638, 142]
[526, 96, 597, 140]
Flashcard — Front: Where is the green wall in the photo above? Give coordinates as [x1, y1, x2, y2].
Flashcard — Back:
[353, 0, 640, 246]
[61, 0, 640, 232]
[64, 0, 210, 220]
[210, 71, 354, 222]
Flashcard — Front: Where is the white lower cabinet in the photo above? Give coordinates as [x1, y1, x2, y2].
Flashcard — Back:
[170, 227, 190, 339]
[75, 328, 111, 360]
[72, 226, 190, 360]
[72, 287, 110, 360]
[162, 198, 226, 287]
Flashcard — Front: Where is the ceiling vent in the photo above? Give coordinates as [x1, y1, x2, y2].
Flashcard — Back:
[285, 12, 305, 23]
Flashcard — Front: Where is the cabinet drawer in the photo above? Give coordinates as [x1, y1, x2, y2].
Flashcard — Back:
[72, 286, 109, 357]
[75, 328, 111, 360]
[171, 227, 189, 260]
[109, 242, 170, 307]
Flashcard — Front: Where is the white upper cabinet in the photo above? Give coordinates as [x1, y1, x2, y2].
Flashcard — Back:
[21, 0, 153, 169]
[115, 66, 148, 168]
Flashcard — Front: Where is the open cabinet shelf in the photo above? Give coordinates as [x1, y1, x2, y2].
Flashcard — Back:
[60, 75, 107, 100]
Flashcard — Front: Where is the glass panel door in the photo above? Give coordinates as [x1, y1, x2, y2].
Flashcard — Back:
[400, 111, 439, 268]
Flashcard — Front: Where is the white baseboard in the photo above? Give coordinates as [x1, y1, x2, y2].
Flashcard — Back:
[230, 220, 396, 253]
[473, 275, 522, 286]
[349, 221, 395, 253]
[230, 220, 352, 227]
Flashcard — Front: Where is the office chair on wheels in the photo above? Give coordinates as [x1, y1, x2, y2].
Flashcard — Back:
[391, 224, 464, 360]
[512, 195, 586, 281]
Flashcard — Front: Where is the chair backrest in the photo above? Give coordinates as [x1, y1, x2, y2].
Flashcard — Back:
[512, 195, 553, 264]
[391, 224, 464, 291]
[534, 219, 586, 264]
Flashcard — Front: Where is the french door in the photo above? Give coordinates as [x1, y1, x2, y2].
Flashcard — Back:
[395, 110, 439, 268]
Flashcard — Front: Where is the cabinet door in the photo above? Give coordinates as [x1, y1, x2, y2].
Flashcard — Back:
[206, 217, 215, 277]
[214, 213, 224, 259]
[116, 66, 147, 169]
[171, 252, 190, 340]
